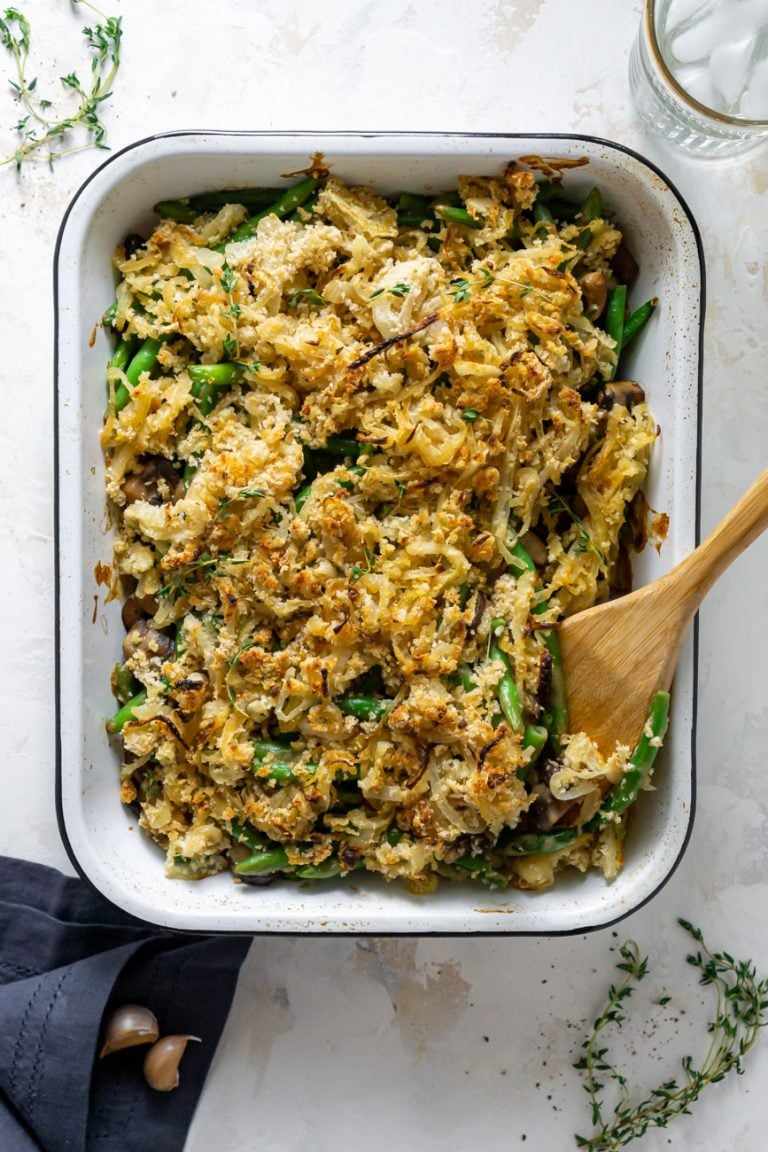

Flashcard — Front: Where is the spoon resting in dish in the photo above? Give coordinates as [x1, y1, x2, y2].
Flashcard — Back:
[558, 469, 768, 755]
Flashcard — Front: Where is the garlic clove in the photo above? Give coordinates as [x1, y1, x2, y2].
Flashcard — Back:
[99, 1004, 160, 1058]
[143, 1034, 201, 1092]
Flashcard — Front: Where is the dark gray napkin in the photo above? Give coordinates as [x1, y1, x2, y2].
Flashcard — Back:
[0, 856, 251, 1152]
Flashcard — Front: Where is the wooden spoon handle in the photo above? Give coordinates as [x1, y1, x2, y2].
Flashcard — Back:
[667, 467, 768, 614]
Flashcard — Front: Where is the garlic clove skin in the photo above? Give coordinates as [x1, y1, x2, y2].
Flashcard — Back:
[99, 1005, 160, 1058]
[143, 1034, 201, 1092]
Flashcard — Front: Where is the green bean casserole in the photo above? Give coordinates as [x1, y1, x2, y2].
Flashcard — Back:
[102, 159, 667, 892]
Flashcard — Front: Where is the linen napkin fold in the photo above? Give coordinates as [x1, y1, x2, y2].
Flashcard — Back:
[0, 856, 251, 1152]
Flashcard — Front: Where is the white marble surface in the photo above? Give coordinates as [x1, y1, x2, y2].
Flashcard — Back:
[1, 1, 767, 1148]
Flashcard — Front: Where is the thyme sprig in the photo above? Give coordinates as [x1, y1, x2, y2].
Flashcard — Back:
[219, 261, 241, 359]
[448, 269, 539, 305]
[157, 553, 247, 602]
[574, 920, 768, 1150]
[0, 1, 122, 171]
[215, 487, 265, 521]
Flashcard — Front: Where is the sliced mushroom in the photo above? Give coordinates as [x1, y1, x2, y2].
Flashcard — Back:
[609, 542, 633, 599]
[121, 593, 159, 632]
[143, 1034, 201, 1092]
[535, 649, 553, 718]
[468, 591, 487, 633]
[99, 1005, 159, 1057]
[578, 270, 610, 321]
[600, 380, 646, 410]
[519, 530, 548, 567]
[123, 619, 175, 662]
[528, 760, 580, 831]
[123, 233, 147, 258]
[612, 241, 639, 285]
[123, 456, 185, 507]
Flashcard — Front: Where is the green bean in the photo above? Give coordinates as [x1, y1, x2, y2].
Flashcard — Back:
[103, 298, 118, 328]
[508, 539, 536, 574]
[334, 783, 362, 807]
[182, 458, 199, 484]
[453, 854, 491, 874]
[188, 363, 248, 417]
[545, 197, 579, 222]
[108, 335, 137, 375]
[112, 662, 137, 705]
[112, 336, 167, 413]
[592, 691, 670, 822]
[294, 859, 343, 880]
[451, 666, 476, 693]
[539, 629, 569, 749]
[253, 738, 294, 758]
[251, 739, 307, 785]
[386, 826, 403, 846]
[338, 696, 391, 721]
[461, 407, 480, 422]
[578, 186, 603, 222]
[522, 723, 548, 760]
[287, 190, 319, 221]
[489, 632, 525, 736]
[605, 285, 627, 381]
[435, 204, 482, 229]
[235, 847, 290, 875]
[576, 227, 593, 251]
[621, 297, 657, 349]
[188, 363, 246, 392]
[451, 855, 506, 886]
[153, 199, 197, 223]
[397, 192, 435, 230]
[533, 202, 555, 226]
[323, 435, 375, 457]
[502, 829, 579, 857]
[189, 187, 281, 213]
[221, 176, 318, 248]
[253, 762, 301, 785]
[125, 336, 166, 387]
[107, 690, 147, 734]
[294, 484, 312, 512]
[535, 181, 561, 204]
[230, 821, 267, 851]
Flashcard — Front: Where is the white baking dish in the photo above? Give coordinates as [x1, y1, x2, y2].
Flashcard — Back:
[55, 132, 703, 934]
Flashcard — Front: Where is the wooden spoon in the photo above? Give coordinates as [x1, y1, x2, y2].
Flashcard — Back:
[558, 469, 768, 754]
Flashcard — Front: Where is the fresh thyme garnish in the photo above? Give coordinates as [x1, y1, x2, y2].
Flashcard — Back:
[0, 1, 122, 171]
[219, 261, 241, 358]
[226, 639, 256, 704]
[574, 920, 768, 1151]
[157, 553, 247, 601]
[215, 487, 266, 520]
[450, 277, 472, 303]
[574, 528, 607, 564]
[350, 545, 374, 581]
[448, 271, 538, 306]
[370, 283, 411, 300]
[287, 287, 326, 308]
[548, 491, 605, 564]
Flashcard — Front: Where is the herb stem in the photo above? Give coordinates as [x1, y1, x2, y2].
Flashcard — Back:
[1, 2, 123, 171]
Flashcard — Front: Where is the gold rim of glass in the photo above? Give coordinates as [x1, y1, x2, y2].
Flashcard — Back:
[645, 0, 768, 129]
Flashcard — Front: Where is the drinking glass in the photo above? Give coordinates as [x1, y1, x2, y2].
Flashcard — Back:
[629, 0, 768, 158]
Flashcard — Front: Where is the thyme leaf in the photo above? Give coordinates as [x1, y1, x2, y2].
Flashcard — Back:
[574, 921, 768, 1150]
[0, 1, 122, 171]
[287, 287, 325, 308]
